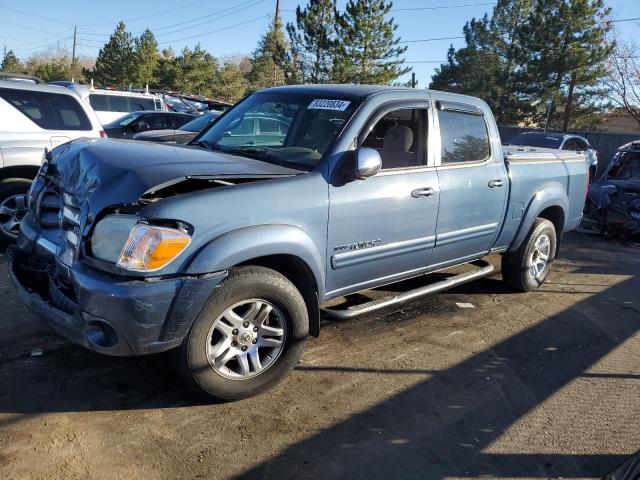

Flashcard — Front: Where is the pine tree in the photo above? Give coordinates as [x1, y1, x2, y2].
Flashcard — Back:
[135, 29, 159, 87]
[92, 21, 137, 87]
[430, 0, 535, 125]
[247, 15, 292, 90]
[286, 0, 337, 83]
[154, 48, 179, 90]
[174, 44, 218, 95]
[211, 62, 248, 103]
[332, 0, 410, 85]
[1, 50, 23, 74]
[523, 0, 612, 131]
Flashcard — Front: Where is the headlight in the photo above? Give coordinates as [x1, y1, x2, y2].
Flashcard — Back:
[630, 211, 640, 220]
[91, 215, 191, 272]
[117, 223, 191, 272]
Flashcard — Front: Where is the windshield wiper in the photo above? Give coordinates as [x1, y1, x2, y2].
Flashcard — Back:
[192, 139, 221, 151]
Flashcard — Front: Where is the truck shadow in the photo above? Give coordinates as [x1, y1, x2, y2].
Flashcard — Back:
[233, 272, 640, 479]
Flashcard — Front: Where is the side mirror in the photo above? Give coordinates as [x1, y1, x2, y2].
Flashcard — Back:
[222, 131, 232, 137]
[352, 148, 382, 179]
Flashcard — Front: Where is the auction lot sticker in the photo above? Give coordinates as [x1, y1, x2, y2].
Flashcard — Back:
[308, 99, 351, 111]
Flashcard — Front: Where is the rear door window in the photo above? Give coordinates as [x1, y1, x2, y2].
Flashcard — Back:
[438, 109, 490, 164]
[0, 87, 92, 131]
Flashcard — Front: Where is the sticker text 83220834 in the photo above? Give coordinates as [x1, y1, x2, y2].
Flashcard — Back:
[308, 99, 351, 111]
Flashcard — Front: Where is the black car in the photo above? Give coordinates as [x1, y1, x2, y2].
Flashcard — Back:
[103, 111, 195, 139]
[132, 110, 222, 144]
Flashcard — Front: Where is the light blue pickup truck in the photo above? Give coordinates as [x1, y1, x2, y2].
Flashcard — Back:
[9, 85, 587, 400]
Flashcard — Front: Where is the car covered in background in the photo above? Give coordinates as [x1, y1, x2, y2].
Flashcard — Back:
[0, 79, 103, 246]
[585, 140, 640, 239]
[133, 110, 222, 144]
[103, 111, 195, 139]
[88, 89, 165, 125]
[507, 131, 598, 177]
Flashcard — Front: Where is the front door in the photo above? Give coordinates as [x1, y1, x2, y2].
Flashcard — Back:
[325, 106, 440, 298]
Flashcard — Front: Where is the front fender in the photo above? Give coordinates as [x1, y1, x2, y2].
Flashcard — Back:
[509, 186, 568, 252]
[185, 224, 326, 299]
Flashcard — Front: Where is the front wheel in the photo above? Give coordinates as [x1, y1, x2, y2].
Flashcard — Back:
[502, 218, 557, 292]
[172, 266, 309, 401]
[0, 179, 32, 247]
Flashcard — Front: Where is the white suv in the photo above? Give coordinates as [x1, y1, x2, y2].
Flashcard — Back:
[0, 79, 104, 245]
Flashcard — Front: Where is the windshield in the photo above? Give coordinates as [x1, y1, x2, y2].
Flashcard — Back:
[508, 133, 562, 148]
[106, 112, 141, 127]
[179, 110, 221, 132]
[194, 92, 358, 170]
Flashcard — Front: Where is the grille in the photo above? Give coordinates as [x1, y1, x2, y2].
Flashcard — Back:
[36, 189, 62, 227]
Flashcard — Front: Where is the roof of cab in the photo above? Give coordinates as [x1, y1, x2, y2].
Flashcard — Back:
[257, 84, 489, 107]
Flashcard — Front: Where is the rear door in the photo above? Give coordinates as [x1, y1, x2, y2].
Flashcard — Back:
[325, 103, 440, 298]
[430, 101, 508, 269]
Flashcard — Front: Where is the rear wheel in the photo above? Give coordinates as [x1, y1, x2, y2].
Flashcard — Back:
[172, 266, 309, 401]
[502, 218, 557, 292]
[0, 179, 32, 247]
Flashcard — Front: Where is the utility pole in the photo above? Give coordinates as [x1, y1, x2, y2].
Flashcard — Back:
[72, 26, 77, 64]
[273, 0, 281, 85]
[411, 72, 416, 88]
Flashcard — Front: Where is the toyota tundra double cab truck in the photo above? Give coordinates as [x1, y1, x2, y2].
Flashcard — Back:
[8, 85, 588, 401]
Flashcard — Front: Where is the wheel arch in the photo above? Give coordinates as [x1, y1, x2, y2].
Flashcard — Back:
[184, 225, 325, 337]
[508, 187, 568, 257]
[0, 165, 40, 182]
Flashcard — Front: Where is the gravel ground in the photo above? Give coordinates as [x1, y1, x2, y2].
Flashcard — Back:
[1, 232, 639, 480]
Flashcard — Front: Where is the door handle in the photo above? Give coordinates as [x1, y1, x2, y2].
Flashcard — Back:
[488, 179, 504, 188]
[411, 187, 435, 198]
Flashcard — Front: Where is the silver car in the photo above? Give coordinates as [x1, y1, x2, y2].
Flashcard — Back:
[0, 79, 103, 245]
[507, 131, 598, 176]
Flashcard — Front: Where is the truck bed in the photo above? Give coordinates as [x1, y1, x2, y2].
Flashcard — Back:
[492, 146, 588, 251]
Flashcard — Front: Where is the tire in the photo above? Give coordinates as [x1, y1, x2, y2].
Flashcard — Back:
[0, 178, 32, 248]
[172, 266, 309, 401]
[501, 218, 557, 292]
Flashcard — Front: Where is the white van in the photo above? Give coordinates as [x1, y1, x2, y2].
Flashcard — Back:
[0, 80, 104, 245]
[88, 89, 165, 125]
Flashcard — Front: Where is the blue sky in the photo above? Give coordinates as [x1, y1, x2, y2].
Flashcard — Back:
[1, 0, 639, 86]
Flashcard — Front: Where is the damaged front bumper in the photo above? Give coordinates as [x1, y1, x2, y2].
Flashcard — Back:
[8, 244, 227, 356]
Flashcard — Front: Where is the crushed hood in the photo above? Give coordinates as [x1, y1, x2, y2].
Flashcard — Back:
[46, 138, 302, 217]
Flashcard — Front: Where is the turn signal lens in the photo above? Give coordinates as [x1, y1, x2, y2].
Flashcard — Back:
[117, 224, 191, 272]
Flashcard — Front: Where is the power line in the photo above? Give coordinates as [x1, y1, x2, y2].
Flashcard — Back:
[155, 0, 268, 39]
[76, 0, 211, 27]
[157, 14, 270, 45]
[608, 17, 640, 23]
[399, 36, 464, 44]
[393, 2, 496, 11]
[0, 20, 70, 38]
[281, 1, 496, 13]
[79, 0, 262, 38]
[0, 6, 73, 27]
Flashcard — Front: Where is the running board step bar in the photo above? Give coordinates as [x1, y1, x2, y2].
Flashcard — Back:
[320, 259, 494, 320]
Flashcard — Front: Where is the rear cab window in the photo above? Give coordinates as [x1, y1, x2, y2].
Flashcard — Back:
[0, 87, 92, 131]
[437, 107, 490, 164]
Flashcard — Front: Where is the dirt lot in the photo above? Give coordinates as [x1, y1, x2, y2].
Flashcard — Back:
[1, 232, 639, 480]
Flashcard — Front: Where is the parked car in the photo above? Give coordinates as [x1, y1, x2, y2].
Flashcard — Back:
[88, 89, 165, 125]
[585, 140, 640, 239]
[47, 81, 91, 104]
[0, 79, 103, 246]
[507, 131, 598, 178]
[133, 110, 222, 144]
[103, 111, 195, 139]
[9, 85, 587, 401]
